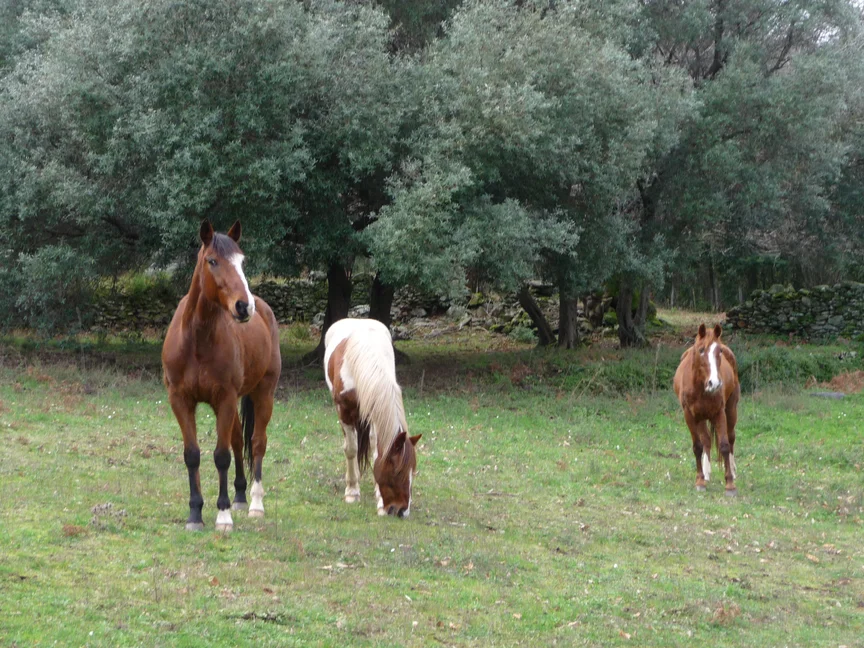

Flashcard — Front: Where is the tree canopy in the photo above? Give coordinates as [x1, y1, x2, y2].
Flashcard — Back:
[0, 0, 862, 341]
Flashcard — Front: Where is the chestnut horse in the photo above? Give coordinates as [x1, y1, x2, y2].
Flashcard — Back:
[673, 324, 740, 496]
[324, 318, 420, 517]
[162, 220, 281, 531]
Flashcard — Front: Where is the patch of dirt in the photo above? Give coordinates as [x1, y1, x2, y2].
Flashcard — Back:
[62, 524, 87, 538]
[820, 371, 864, 394]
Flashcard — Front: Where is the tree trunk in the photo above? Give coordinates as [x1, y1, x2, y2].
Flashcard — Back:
[303, 261, 353, 365]
[369, 273, 409, 365]
[517, 285, 555, 347]
[708, 254, 720, 312]
[557, 294, 580, 349]
[369, 273, 395, 329]
[616, 280, 648, 348]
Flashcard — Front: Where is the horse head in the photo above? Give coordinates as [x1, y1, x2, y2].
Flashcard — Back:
[198, 220, 256, 323]
[373, 430, 422, 518]
[692, 323, 724, 394]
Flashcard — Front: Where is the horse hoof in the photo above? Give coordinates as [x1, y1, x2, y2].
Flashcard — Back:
[215, 523, 233, 532]
[231, 502, 248, 511]
[695, 485, 706, 492]
[248, 509, 264, 518]
[377, 508, 387, 516]
[185, 522, 205, 531]
[345, 495, 359, 504]
[725, 488, 738, 498]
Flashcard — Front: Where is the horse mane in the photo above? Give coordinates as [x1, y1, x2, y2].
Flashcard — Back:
[342, 325, 408, 464]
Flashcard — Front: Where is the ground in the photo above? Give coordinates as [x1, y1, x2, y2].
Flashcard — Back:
[1, 314, 862, 647]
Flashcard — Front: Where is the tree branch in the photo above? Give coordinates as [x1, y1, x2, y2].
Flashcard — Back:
[767, 24, 795, 75]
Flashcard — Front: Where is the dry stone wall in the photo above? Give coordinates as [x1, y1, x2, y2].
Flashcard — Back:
[726, 282, 864, 339]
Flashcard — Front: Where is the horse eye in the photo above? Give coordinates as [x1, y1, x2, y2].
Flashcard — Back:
[207, 258, 217, 266]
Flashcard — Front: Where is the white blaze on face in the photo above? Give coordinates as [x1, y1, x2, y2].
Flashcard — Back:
[230, 254, 255, 317]
[706, 342, 721, 392]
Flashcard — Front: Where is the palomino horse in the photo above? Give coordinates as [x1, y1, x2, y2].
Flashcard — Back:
[324, 318, 421, 517]
[162, 220, 281, 531]
[673, 324, 741, 496]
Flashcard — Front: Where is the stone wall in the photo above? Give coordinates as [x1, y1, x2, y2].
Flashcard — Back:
[90, 274, 443, 332]
[726, 282, 864, 339]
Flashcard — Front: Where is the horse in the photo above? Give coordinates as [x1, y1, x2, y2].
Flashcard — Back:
[162, 220, 281, 531]
[323, 318, 421, 517]
[673, 323, 741, 496]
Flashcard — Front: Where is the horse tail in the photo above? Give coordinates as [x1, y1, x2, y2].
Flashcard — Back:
[344, 326, 407, 463]
[241, 395, 255, 475]
[356, 417, 372, 474]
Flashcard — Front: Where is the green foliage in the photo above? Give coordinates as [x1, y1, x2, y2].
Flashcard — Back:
[1, 0, 864, 335]
[0, 0, 404, 332]
[12, 244, 97, 333]
[369, 0, 687, 298]
[645, 0, 864, 299]
[507, 325, 537, 344]
[735, 344, 856, 393]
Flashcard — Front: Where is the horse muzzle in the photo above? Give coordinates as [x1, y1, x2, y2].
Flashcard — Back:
[233, 300, 251, 323]
[705, 379, 723, 393]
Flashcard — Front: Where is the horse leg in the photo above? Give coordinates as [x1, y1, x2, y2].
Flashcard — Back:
[248, 388, 274, 518]
[169, 392, 204, 530]
[213, 397, 238, 532]
[370, 426, 386, 516]
[685, 410, 709, 491]
[341, 422, 361, 503]
[230, 410, 248, 511]
[714, 410, 737, 497]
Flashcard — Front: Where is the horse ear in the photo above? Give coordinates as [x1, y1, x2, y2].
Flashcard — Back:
[697, 323, 707, 339]
[200, 220, 214, 246]
[714, 324, 722, 339]
[390, 430, 407, 455]
[409, 434, 422, 446]
[227, 220, 242, 242]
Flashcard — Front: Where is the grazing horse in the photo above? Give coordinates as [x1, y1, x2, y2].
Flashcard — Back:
[324, 318, 421, 517]
[162, 220, 281, 531]
[673, 323, 741, 496]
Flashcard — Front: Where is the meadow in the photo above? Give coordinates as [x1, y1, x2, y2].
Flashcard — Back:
[1, 320, 863, 647]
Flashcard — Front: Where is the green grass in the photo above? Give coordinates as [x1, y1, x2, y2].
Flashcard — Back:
[1, 332, 863, 647]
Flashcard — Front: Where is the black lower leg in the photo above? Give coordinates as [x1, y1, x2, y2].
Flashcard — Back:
[253, 456, 263, 484]
[184, 446, 204, 526]
[233, 461, 247, 506]
[214, 447, 231, 511]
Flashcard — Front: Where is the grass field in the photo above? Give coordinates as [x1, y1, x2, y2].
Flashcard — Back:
[1, 324, 863, 647]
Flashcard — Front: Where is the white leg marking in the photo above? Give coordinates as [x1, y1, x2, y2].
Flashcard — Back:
[249, 480, 264, 517]
[375, 482, 385, 515]
[402, 472, 413, 518]
[342, 422, 360, 503]
[730, 453, 737, 480]
[702, 451, 711, 481]
[230, 254, 256, 316]
[215, 509, 233, 531]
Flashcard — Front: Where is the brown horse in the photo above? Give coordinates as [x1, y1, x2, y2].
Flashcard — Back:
[324, 318, 420, 517]
[162, 220, 281, 531]
[673, 323, 740, 496]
